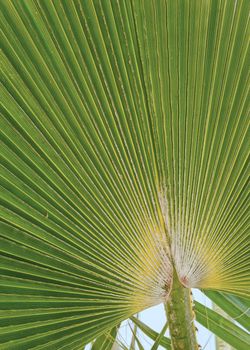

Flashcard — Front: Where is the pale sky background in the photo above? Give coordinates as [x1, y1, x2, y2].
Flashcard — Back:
[86, 289, 216, 349]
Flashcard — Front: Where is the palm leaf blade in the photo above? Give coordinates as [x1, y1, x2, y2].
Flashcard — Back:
[195, 301, 250, 350]
[0, 0, 249, 347]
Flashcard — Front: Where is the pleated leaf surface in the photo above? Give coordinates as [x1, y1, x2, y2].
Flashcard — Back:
[0, 0, 249, 348]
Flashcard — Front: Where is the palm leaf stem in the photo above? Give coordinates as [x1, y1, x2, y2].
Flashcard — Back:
[165, 270, 198, 350]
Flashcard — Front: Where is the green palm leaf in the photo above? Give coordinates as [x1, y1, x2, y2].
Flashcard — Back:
[130, 316, 171, 350]
[151, 321, 168, 350]
[0, 0, 249, 348]
[205, 290, 250, 330]
[91, 324, 119, 350]
[195, 301, 250, 350]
